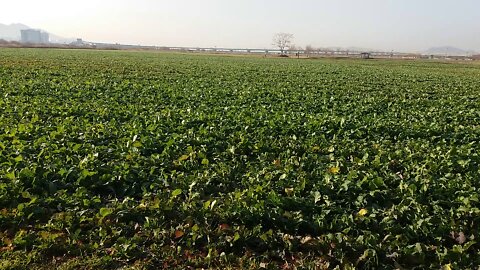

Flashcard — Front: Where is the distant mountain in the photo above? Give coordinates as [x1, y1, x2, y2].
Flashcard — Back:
[0, 23, 75, 43]
[425, 46, 476, 56]
[0, 23, 30, 41]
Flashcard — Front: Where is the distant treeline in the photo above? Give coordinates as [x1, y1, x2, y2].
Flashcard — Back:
[0, 39, 111, 50]
[1, 39, 479, 61]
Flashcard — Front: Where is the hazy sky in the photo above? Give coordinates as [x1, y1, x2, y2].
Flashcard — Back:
[1, 0, 479, 52]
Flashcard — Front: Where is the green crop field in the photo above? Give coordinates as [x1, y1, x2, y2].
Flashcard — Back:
[0, 49, 479, 269]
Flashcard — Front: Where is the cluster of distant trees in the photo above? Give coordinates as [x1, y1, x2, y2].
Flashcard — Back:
[0, 39, 98, 49]
[272, 33, 335, 56]
[0, 39, 21, 46]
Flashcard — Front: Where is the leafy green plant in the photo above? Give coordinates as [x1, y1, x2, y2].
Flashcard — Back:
[0, 48, 479, 269]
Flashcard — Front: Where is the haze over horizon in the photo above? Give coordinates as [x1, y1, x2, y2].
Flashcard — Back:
[1, 0, 479, 52]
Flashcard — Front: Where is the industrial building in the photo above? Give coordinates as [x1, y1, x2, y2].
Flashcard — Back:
[20, 29, 49, 44]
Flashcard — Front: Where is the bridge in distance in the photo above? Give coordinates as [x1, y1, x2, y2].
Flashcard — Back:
[165, 46, 402, 57]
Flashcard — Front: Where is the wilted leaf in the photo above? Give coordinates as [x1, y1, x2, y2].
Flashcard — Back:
[457, 232, 467, 244]
[285, 188, 294, 196]
[300, 236, 313, 244]
[358, 208, 368, 217]
[313, 191, 321, 203]
[210, 200, 217, 210]
[273, 159, 281, 167]
[451, 231, 467, 244]
[328, 167, 340, 174]
[174, 230, 184, 239]
[219, 224, 230, 230]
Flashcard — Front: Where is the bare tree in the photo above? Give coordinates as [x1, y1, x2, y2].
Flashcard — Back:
[305, 45, 314, 53]
[305, 45, 316, 57]
[272, 33, 294, 55]
[289, 44, 303, 58]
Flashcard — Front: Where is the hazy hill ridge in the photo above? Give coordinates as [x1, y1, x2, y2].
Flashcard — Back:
[0, 23, 74, 43]
[0, 23, 30, 40]
[425, 46, 476, 56]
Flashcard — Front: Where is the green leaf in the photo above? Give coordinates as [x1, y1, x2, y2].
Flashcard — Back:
[178, 155, 189, 161]
[201, 158, 209, 165]
[81, 169, 96, 177]
[19, 168, 35, 179]
[171, 189, 182, 199]
[48, 182, 57, 194]
[233, 232, 240, 242]
[203, 200, 211, 209]
[73, 144, 82, 152]
[6, 171, 15, 180]
[99, 208, 113, 217]
[374, 177, 385, 187]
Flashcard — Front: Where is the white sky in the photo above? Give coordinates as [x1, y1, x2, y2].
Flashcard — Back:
[1, 0, 479, 52]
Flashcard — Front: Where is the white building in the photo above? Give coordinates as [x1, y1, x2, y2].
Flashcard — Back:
[20, 29, 49, 44]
